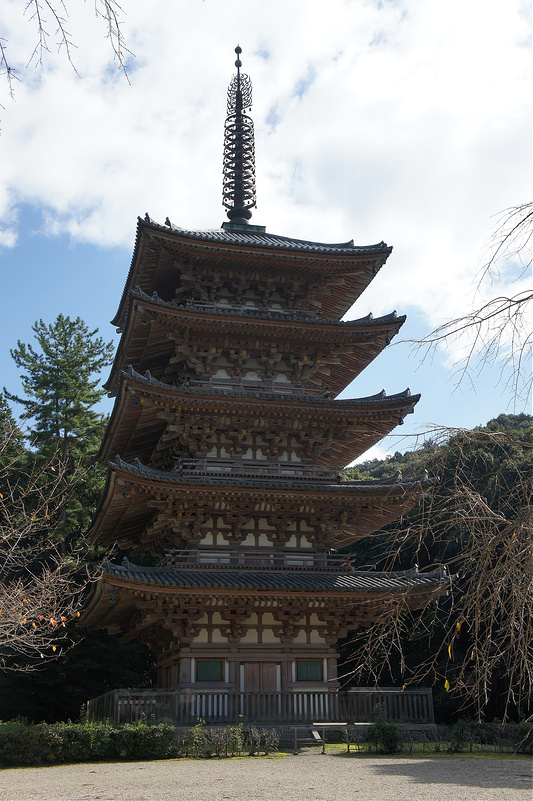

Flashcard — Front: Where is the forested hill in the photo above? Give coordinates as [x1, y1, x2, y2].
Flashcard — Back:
[344, 413, 532, 482]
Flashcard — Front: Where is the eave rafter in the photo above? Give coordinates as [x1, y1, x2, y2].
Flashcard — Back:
[112, 218, 393, 331]
[89, 460, 431, 553]
[105, 294, 404, 398]
[98, 368, 419, 467]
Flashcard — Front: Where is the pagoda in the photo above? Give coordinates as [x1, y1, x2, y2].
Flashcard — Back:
[82, 48, 444, 718]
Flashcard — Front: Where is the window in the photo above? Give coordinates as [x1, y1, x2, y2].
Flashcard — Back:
[296, 659, 323, 681]
[196, 659, 224, 682]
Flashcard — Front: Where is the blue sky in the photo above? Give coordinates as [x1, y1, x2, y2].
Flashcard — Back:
[0, 0, 530, 460]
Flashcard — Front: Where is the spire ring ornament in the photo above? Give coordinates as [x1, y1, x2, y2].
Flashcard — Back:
[223, 46, 257, 223]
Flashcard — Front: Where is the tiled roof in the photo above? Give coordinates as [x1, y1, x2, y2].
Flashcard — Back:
[103, 558, 446, 594]
[110, 455, 431, 492]
[121, 365, 418, 408]
[143, 215, 390, 256]
[130, 286, 401, 329]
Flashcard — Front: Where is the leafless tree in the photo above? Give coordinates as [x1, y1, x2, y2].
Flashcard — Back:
[413, 202, 532, 407]
[1, 0, 130, 100]
[343, 423, 533, 720]
[0, 421, 88, 668]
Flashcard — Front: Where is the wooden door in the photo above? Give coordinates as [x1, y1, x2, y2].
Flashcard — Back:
[243, 662, 279, 692]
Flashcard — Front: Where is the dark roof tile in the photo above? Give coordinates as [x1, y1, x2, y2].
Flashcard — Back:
[104, 559, 446, 594]
[144, 216, 390, 256]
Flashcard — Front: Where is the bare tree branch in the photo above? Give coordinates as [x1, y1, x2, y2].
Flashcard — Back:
[342, 424, 533, 720]
[0, 420, 90, 669]
[1, 0, 131, 101]
[409, 203, 533, 407]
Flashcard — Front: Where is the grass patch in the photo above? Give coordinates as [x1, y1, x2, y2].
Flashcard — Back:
[321, 743, 531, 760]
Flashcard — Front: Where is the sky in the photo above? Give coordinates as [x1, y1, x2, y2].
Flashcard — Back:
[0, 0, 530, 461]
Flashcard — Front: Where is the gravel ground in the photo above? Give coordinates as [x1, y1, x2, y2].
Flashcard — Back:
[0, 750, 530, 801]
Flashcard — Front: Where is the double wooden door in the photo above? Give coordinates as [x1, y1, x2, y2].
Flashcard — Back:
[242, 662, 280, 692]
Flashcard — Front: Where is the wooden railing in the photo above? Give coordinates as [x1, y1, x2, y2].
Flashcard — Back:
[179, 300, 319, 320]
[87, 688, 435, 726]
[161, 550, 355, 571]
[172, 458, 340, 482]
[179, 376, 330, 398]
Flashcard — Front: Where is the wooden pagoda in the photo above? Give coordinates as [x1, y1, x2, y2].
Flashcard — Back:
[81, 49, 444, 723]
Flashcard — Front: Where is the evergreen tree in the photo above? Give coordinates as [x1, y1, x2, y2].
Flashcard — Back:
[0, 392, 84, 668]
[4, 315, 114, 541]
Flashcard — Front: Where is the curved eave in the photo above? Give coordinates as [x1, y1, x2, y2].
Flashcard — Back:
[88, 459, 432, 552]
[79, 564, 446, 630]
[97, 368, 420, 466]
[104, 294, 405, 397]
[112, 217, 393, 330]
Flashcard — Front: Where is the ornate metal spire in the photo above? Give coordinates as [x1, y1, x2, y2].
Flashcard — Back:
[222, 46, 257, 225]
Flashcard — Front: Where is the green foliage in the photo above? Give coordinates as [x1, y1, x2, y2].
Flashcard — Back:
[0, 392, 26, 469]
[5, 314, 114, 540]
[0, 319, 139, 720]
[436, 719, 533, 755]
[6, 315, 113, 456]
[0, 720, 178, 766]
[0, 630, 155, 722]
[364, 704, 403, 753]
[340, 414, 533, 722]
[3, 719, 281, 764]
[514, 722, 533, 755]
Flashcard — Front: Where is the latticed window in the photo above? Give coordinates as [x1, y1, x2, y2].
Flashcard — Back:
[196, 659, 224, 682]
[296, 659, 323, 681]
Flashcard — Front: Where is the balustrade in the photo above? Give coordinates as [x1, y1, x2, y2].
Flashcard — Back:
[162, 550, 353, 571]
[180, 375, 330, 398]
[87, 688, 435, 726]
[172, 457, 340, 482]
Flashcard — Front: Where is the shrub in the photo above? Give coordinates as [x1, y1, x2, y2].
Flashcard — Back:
[113, 722, 178, 760]
[0, 719, 281, 765]
[364, 704, 403, 754]
[364, 721, 403, 753]
[0, 720, 178, 766]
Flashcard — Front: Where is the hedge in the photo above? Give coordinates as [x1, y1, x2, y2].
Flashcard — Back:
[0, 721, 178, 766]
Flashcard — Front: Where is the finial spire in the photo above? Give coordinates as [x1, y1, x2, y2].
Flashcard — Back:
[222, 46, 257, 225]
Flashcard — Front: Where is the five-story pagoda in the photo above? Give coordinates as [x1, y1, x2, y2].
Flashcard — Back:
[82, 48, 444, 712]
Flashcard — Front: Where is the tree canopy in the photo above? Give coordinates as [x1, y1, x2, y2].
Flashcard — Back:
[341, 413, 533, 721]
[4, 314, 114, 541]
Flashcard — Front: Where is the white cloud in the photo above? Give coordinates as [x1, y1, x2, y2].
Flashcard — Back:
[0, 0, 530, 345]
[353, 444, 393, 465]
[0, 227, 17, 248]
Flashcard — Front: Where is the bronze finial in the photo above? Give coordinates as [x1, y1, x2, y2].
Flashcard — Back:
[222, 46, 256, 224]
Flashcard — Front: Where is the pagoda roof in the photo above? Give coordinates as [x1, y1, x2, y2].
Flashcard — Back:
[112, 216, 393, 329]
[98, 366, 420, 466]
[128, 287, 403, 331]
[89, 456, 432, 551]
[101, 560, 446, 595]
[110, 455, 430, 493]
[79, 561, 446, 632]
[104, 289, 405, 397]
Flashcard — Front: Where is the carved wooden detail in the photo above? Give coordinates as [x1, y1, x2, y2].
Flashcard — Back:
[219, 602, 255, 643]
[219, 510, 252, 544]
[84, 218, 433, 696]
[272, 602, 308, 643]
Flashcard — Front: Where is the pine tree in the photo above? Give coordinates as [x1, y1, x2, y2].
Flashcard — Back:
[4, 314, 114, 542]
[0, 391, 25, 471]
[0, 391, 85, 669]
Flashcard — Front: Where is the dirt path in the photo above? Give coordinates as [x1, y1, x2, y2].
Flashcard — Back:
[0, 750, 530, 801]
